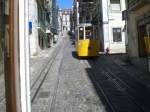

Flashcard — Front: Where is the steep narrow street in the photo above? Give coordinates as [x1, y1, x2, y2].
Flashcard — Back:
[0, 0, 150, 112]
[31, 33, 150, 112]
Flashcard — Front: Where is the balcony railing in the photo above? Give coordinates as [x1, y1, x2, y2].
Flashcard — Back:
[128, 0, 149, 11]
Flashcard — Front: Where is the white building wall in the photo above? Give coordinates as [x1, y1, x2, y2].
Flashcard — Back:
[58, 10, 62, 33]
[62, 10, 71, 31]
[108, 20, 126, 53]
[101, 0, 126, 53]
[29, 0, 40, 56]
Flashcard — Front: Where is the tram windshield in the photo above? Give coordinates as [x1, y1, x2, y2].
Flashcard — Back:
[85, 26, 93, 39]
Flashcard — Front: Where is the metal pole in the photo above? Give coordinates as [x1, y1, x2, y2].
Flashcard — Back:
[76, 1, 79, 25]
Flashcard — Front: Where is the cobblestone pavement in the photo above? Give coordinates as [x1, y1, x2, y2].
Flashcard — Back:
[30, 37, 62, 88]
[0, 75, 5, 112]
[31, 34, 106, 112]
[0, 62, 5, 112]
[83, 54, 150, 112]
[0, 35, 62, 112]
[1, 32, 150, 112]
[32, 33, 150, 112]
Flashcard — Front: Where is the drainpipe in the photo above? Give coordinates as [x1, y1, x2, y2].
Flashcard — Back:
[19, 0, 31, 111]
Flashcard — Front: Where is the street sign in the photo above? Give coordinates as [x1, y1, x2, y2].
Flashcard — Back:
[29, 21, 32, 34]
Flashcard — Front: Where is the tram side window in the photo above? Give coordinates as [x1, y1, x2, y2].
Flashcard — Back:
[79, 27, 84, 40]
[85, 27, 93, 39]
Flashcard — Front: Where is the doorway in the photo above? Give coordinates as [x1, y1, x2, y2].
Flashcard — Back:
[138, 24, 148, 57]
[147, 24, 150, 37]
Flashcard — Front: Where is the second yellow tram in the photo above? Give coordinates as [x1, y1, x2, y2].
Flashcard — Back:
[75, 24, 100, 57]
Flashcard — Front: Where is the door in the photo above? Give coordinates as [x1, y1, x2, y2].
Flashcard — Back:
[138, 25, 147, 57]
[147, 24, 150, 38]
[145, 25, 150, 54]
[146, 24, 150, 72]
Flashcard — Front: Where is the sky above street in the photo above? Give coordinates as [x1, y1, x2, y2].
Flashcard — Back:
[58, 0, 73, 9]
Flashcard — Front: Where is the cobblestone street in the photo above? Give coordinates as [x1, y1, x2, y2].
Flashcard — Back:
[0, 0, 150, 111]
[31, 33, 150, 112]
[1, 33, 150, 112]
[1, 34, 150, 112]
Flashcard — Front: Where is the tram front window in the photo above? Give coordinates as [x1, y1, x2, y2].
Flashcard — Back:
[79, 27, 84, 40]
[85, 27, 93, 39]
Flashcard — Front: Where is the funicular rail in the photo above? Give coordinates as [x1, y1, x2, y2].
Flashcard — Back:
[31, 44, 62, 102]
[82, 58, 148, 112]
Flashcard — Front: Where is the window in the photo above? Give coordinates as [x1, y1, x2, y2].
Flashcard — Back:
[113, 28, 122, 42]
[85, 27, 93, 39]
[79, 27, 84, 40]
[110, 0, 121, 11]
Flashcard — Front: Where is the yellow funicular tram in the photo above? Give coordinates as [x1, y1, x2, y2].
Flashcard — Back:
[75, 23, 100, 57]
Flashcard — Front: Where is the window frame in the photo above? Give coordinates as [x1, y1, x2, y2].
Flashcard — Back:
[110, 0, 121, 12]
[112, 27, 122, 43]
[78, 27, 84, 40]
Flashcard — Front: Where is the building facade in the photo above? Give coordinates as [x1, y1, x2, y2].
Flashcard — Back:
[126, 0, 150, 71]
[93, 0, 126, 53]
[51, 0, 59, 34]
[29, 0, 57, 56]
[127, 0, 150, 58]
[73, 0, 126, 53]
[58, 10, 63, 34]
[29, 0, 39, 56]
[73, 0, 95, 26]
[62, 9, 72, 31]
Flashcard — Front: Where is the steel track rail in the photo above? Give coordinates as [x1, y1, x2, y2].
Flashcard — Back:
[0, 50, 60, 104]
[49, 39, 67, 112]
[49, 54, 64, 112]
[112, 59, 149, 87]
[31, 47, 59, 90]
[93, 59, 147, 112]
[31, 46, 61, 103]
[82, 60, 117, 112]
